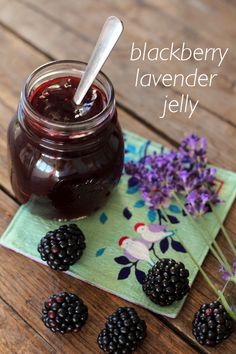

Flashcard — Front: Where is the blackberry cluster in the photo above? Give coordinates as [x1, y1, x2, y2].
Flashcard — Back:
[97, 307, 147, 353]
[42, 292, 88, 333]
[192, 300, 234, 347]
[142, 258, 190, 306]
[38, 224, 86, 271]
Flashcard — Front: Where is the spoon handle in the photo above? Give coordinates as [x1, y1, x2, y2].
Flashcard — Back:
[73, 16, 123, 105]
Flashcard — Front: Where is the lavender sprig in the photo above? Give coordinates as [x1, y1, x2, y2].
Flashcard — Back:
[125, 151, 177, 209]
[125, 134, 220, 215]
[185, 187, 221, 217]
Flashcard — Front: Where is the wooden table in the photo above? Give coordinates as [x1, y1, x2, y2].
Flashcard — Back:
[0, 1, 235, 353]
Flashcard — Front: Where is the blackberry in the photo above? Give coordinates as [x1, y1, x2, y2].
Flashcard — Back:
[38, 224, 86, 271]
[97, 307, 146, 353]
[192, 300, 234, 347]
[142, 258, 190, 306]
[42, 292, 88, 333]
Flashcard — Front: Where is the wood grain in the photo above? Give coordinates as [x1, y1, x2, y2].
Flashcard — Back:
[0, 101, 15, 194]
[0, 298, 55, 354]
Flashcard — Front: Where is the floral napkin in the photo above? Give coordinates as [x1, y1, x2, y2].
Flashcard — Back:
[1, 130, 236, 318]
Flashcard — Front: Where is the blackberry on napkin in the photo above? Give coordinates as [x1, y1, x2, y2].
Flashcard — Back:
[143, 258, 190, 306]
[38, 224, 86, 271]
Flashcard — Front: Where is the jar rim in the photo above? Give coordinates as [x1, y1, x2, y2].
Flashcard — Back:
[21, 60, 115, 133]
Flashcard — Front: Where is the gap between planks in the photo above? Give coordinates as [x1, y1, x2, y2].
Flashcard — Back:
[0, 295, 57, 354]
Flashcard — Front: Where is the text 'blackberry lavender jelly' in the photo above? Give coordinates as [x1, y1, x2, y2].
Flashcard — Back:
[8, 60, 124, 220]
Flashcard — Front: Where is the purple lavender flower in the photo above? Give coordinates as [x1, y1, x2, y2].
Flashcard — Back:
[220, 262, 236, 281]
[140, 183, 172, 209]
[179, 134, 207, 164]
[185, 187, 221, 217]
[125, 154, 174, 209]
[124, 134, 221, 214]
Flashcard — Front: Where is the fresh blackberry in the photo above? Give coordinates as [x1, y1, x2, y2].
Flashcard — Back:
[42, 292, 88, 333]
[97, 307, 147, 353]
[38, 224, 86, 271]
[192, 300, 234, 347]
[142, 258, 190, 306]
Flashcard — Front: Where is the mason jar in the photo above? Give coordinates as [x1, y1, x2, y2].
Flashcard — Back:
[8, 60, 124, 220]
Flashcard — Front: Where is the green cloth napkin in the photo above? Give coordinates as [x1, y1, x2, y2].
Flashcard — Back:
[1, 130, 236, 318]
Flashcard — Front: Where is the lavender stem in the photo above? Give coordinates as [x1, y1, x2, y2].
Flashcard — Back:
[160, 207, 219, 297]
[209, 202, 236, 258]
[173, 192, 232, 275]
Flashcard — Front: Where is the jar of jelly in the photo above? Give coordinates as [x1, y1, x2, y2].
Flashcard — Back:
[8, 60, 124, 220]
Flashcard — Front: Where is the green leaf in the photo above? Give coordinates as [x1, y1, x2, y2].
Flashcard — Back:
[96, 247, 106, 257]
[134, 200, 145, 208]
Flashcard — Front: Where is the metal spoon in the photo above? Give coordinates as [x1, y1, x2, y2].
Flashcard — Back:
[73, 16, 123, 106]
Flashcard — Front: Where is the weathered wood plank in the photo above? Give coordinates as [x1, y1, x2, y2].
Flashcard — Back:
[0, 102, 14, 193]
[0, 190, 198, 354]
[0, 23, 47, 193]
[147, 0, 236, 51]
[0, 298, 55, 354]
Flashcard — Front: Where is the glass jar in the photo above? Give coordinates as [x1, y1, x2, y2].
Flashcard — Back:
[8, 60, 124, 220]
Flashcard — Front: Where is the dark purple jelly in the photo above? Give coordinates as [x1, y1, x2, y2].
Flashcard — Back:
[8, 61, 124, 220]
[30, 76, 106, 123]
